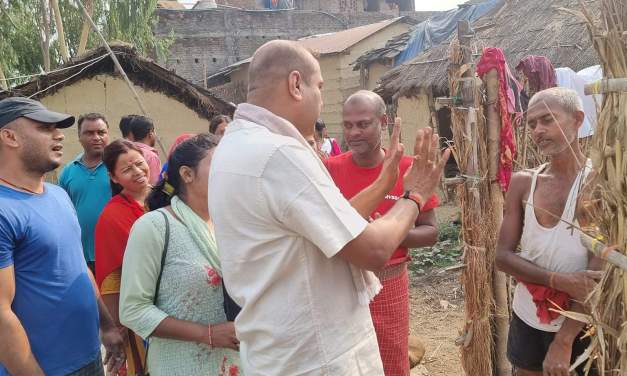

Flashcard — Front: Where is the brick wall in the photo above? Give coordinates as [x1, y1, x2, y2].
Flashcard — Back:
[155, 8, 433, 84]
[156, 9, 351, 83]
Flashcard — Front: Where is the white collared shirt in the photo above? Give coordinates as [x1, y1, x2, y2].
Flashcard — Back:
[208, 104, 383, 375]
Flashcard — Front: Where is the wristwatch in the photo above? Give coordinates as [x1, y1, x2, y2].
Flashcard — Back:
[402, 191, 423, 212]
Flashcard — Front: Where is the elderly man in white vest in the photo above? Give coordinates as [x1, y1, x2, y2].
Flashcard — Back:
[496, 87, 604, 376]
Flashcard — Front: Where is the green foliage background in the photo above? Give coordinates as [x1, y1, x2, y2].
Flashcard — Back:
[408, 222, 462, 276]
[0, 0, 172, 85]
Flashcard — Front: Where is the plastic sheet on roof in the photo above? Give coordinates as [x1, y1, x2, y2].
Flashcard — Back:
[555, 65, 602, 139]
[394, 0, 501, 66]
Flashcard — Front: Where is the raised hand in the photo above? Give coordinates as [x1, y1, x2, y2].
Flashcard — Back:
[403, 127, 451, 206]
[377, 117, 404, 192]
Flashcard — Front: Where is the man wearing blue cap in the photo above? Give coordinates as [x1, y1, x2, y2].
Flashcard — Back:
[0, 97, 125, 376]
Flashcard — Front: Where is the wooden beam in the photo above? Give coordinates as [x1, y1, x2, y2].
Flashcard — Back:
[50, 0, 69, 63]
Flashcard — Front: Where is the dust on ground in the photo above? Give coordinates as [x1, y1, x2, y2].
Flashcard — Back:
[409, 271, 464, 376]
[409, 204, 464, 376]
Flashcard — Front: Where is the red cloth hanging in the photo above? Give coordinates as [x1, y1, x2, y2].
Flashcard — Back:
[515, 55, 557, 93]
[476, 47, 517, 191]
[522, 282, 570, 324]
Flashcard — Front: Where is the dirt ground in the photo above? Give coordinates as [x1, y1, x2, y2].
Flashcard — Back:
[409, 203, 464, 376]
[409, 271, 464, 376]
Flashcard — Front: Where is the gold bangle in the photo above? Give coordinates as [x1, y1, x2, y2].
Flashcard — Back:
[207, 324, 213, 348]
[549, 272, 556, 289]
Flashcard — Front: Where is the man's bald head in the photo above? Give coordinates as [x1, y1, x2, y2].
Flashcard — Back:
[342, 90, 388, 157]
[528, 87, 583, 115]
[245, 40, 324, 138]
[248, 40, 319, 93]
[344, 90, 386, 117]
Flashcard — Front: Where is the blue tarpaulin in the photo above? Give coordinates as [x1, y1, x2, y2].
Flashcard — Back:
[395, 0, 501, 66]
[263, 0, 293, 9]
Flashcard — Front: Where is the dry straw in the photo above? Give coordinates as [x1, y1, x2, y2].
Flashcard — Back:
[568, 0, 627, 374]
[448, 39, 497, 376]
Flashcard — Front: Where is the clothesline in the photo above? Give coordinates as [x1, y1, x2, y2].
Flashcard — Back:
[26, 54, 108, 99]
[0, 53, 110, 83]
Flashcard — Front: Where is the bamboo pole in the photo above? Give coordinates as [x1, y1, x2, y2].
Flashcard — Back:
[452, 20, 496, 376]
[39, 0, 51, 72]
[50, 0, 69, 63]
[77, 0, 93, 56]
[485, 69, 511, 376]
[74, 0, 167, 156]
[584, 77, 627, 94]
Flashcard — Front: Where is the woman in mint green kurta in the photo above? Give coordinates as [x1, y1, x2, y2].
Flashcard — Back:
[119, 134, 241, 376]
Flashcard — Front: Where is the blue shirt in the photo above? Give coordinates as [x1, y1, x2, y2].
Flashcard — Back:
[59, 154, 112, 262]
[0, 184, 100, 376]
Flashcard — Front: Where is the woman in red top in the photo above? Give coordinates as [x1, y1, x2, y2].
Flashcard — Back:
[95, 139, 151, 375]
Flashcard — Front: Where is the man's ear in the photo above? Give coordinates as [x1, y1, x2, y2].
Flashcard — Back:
[0, 127, 20, 149]
[380, 114, 389, 132]
[573, 110, 585, 130]
[287, 71, 304, 101]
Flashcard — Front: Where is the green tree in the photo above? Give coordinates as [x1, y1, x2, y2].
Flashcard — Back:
[104, 0, 172, 60]
[0, 0, 47, 81]
[0, 0, 172, 87]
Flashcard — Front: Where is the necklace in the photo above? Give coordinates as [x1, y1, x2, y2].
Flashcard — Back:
[0, 176, 42, 194]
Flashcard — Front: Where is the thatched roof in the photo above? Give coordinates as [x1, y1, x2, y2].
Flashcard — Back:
[376, 0, 600, 100]
[0, 43, 235, 118]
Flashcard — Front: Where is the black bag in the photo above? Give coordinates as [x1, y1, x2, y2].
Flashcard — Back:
[222, 281, 241, 321]
[138, 210, 171, 376]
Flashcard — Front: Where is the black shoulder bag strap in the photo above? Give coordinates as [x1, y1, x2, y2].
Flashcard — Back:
[154, 210, 171, 305]
[141, 210, 170, 376]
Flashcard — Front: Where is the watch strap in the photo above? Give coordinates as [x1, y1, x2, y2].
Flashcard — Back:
[402, 191, 424, 211]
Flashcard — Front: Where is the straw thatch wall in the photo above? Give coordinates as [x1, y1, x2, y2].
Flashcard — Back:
[376, 0, 600, 100]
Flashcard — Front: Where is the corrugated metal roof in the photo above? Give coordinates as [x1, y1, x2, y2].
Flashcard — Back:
[297, 17, 409, 55]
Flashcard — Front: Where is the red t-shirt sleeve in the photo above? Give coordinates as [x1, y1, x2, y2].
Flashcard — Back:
[322, 158, 330, 171]
[330, 139, 342, 156]
[421, 194, 439, 212]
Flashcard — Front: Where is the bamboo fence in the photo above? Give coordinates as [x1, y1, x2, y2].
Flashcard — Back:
[448, 36, 498, 375]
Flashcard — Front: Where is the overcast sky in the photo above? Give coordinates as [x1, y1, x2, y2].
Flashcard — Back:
[415, 0, 461, 11]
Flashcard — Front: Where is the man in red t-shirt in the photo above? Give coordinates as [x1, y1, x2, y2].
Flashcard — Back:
[325, 90, 439, 376]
